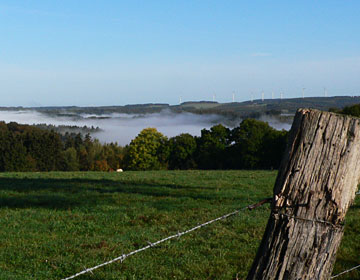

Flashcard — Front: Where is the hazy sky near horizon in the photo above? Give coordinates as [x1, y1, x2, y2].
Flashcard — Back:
[1, 1, 359, 106]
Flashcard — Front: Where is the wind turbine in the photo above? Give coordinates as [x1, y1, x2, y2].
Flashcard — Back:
[232, 91, 235, 102]
[302, 88, 306, 99]
[261, 91, 264, 101]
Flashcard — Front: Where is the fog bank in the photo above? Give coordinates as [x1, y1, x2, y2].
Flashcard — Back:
[0, 110, 291, 145]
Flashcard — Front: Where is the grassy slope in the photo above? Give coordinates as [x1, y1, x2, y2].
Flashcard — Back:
[0, 171, 358, 280]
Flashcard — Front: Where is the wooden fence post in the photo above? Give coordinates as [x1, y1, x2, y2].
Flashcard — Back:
[247, 109, 360, 280]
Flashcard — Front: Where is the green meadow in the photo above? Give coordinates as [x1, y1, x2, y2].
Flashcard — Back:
[0, 171, 358, 279]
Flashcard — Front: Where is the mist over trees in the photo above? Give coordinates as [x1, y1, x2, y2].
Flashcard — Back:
[0, 119, 289, 172]
[122, 119, 289, 171]
[0, 121, 124, 172]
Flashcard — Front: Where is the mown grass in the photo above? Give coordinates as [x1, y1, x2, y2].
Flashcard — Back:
[0, 170, 358, 280]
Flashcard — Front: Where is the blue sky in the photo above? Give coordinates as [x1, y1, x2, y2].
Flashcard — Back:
[0, 0, 359, 106]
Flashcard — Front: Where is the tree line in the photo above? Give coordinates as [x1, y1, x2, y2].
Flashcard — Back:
[0, 119, 289, 172]
[4, 103, 360, 172]
[124, 119, 288, 171]
[0, 122, 124, 172]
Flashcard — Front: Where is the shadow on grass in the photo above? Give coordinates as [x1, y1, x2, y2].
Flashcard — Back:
[0, 194, 80, 209]
[0, 177, 234, 210]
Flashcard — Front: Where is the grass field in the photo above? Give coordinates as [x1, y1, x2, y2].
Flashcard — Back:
[0, 170, 359, 280]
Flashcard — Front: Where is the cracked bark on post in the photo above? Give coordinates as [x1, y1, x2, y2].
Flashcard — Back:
[247, 108, 360, 280]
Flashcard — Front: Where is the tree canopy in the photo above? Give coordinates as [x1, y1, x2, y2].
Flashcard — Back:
[124, 128, 168, 170]
[168, 133, 197, 170]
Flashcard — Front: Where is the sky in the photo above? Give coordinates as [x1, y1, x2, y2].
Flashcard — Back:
[0, 0, 359, 106]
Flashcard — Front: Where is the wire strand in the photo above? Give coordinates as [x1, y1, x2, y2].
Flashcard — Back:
[60, 198, 271, 280]
[331, 264, 360, 279]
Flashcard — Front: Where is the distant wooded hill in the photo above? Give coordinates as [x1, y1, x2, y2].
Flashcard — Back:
[1, 96, 360, 118]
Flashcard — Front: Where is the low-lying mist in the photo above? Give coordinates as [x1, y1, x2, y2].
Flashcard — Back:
[0, 109, 292, 145]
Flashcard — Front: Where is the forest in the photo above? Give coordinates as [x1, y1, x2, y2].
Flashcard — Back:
[1, 103, 359, 172]
[0, 119, 286, 172]
[0, 122, 123, 172]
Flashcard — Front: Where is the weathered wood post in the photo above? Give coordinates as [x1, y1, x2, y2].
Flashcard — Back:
[247, 109, 360, 280]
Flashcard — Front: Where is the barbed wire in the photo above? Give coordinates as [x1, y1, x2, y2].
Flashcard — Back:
[331, 264, 360, 279]
[60, 197, 272, 280]
[275, 210, 359, 279]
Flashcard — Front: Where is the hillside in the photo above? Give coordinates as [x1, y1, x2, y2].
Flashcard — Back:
[2, 96, 360, 119]
[175, 96, 360, 118]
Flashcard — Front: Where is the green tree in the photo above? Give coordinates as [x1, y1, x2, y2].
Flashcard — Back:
[339, 104, 360, 117]
[195, 124, 230, 169]
[102, 143, 125, 170]
[62, 147, 79, 171]
[168, 133, 197, 169]
[0, 132, 28, 171]
[23, 129, 63, 171]
[229, 119, 287, 169]
[124, 128, 168, 170]
[260, 129, 288, 169]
